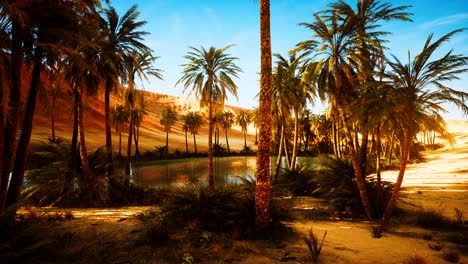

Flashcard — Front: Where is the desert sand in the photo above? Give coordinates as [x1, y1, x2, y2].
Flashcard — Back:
[20, 91, 468, 263]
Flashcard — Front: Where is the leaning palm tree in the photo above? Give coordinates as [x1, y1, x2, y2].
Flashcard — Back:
[256, 0, 273, 232]
[236, 110, 252, 149]
[176, 45, 241, 190]
[159, 107, 178, 155]
[99, 4, 151, 175]
[380, 29, 468, 226]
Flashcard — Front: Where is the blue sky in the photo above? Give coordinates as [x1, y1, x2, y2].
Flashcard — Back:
[111, 0, 468, 119]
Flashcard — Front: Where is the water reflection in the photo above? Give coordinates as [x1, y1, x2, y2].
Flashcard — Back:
[134, 156, 260, 187]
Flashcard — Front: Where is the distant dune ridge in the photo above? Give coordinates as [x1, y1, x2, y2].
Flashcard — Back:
[31, 90, 256, 152]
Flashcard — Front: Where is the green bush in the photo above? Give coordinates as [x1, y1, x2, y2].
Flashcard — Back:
[273, 164, 317, 196]
[160, 179, 290, 238]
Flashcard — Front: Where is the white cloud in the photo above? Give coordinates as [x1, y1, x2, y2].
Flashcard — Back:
[419, 13, 468, 29]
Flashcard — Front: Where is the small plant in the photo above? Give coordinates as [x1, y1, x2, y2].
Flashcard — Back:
[439, 249, 460, 263]
[429, 242, 443, 251]
[303, 227, 327, 263]
[200, 231, 213, 247]
[371, 226, 382, 238]
[134, 209, 160, 222]
[181, 253, 195, 264]
[402, 255, 428, 264]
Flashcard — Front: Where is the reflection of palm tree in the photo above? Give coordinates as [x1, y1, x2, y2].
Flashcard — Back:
[177, 45, 241, 190]
[236, 110, 252, 149]
[381, 29, 468, 226]
[159, 107, 178, 155]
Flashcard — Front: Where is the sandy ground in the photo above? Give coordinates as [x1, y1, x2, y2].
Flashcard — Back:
[20, 92, 468, 263]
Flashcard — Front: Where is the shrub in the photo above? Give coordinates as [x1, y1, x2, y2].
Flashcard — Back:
[160, 179, 290, 238]
[303, 227, 327, 263]
[21, 141, 108, 207]
[415, 208, 456, 229]
[273, 164, 316, 196]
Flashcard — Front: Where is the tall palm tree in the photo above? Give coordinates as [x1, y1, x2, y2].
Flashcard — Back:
[256, 0, 273, 232]
[7, 1, 101, 207]
[380, 29, 468, 226]
[295, 0, 412, 220]
[99, 4, 150, 175]
[221, 110, 235, 153]
[177, 45, 241, 190]
[123, 51, 162, 176]
[159, 107, 178, 155]
[236, 110, 252, 149]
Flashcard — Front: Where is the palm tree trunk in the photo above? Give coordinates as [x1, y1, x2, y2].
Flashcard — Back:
[338, 107, 374, 220]
[134, 125, 140, 158]
[376, 123, 382, 190]
[208, 101, 214, 190]
[185, 131, 189, 154]
[105, 80, 113, 175]
[165, 130, 169, 155]
[1, 20, 22, 211]
[283, 130, 291, 169]
[243, 131, 247, 148]
[255, 0, 272, 232]
[273, 123, 285, 180]
[0, 72, 5, 211]
[51, 93, 56, 141]
[77, 88, 93, 205]
[193, 133, 198, 156]
[381, 113, 412, 226]
[118, 131, 122, 158]
[225, 129, 230, 153]
[125, 116, 133, 177]
[290, 112, 299, 170]
[6, 48, 43, 206]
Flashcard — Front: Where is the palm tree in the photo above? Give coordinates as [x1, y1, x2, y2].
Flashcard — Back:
[6, 1, 101, 207]
[186, 111, 204, 156]
[295, 0, 413, 220]
[123, 51, 162, 176]
[159, 107, 178, 155]
[99, 4, 151, 175]
[177, 45, 241, 190]
[236, 110, 252, 149]
[111, 104, 129, 159]
[221, 111, 235, 153]
[380, 29, 468, 226]
[256, 0, 273, 232]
